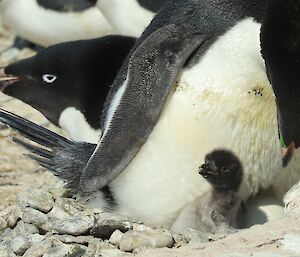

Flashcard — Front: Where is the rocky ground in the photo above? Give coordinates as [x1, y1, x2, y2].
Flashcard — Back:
[0, 20, 300, 257]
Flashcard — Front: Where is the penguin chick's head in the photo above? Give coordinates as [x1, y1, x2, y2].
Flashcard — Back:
[0, 36, 135, 128]
[199, 149, 243, 191]
[261, 0, 300, 166]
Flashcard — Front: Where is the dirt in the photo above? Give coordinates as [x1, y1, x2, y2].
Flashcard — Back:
[0, 25, 64, 211]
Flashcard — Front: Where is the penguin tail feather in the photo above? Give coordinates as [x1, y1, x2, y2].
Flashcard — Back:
[0, 109, 96, 194]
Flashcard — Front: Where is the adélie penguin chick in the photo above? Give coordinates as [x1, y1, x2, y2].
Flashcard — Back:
[171, 150, 243, 234]
[0, 0, 114, 47]
[2, 0, 300, 228]
[0, 35, 136, 143]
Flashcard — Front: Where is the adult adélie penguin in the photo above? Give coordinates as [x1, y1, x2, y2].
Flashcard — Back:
[1, 0, 300, 227]
[0, 35, 135, 143]
[0, 0, 114, 47]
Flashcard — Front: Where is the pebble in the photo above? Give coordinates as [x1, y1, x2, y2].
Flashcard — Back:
[23, 241, 52, 257]
[0, 205, 21, 228]
[54, 198, 87, 216]
[22, 207, 48, 226]
[18, 190, 54, 213]
[119, 230, 174, 252]
[83, 239, 117, 257]
[13, 221, 39, 236]
[47, 206, 70, 219]
[109, 229, 125, 247]
[99, 248, 131, 257]
[0, 217, 7, 232]
[91, 213, 133, 239]
[284, 181, 300, 215]
[43, 243, 82, 257]
[10, 235, 31, 255]
[28, 234, 45, 244]
[49, 215, 94, 235]
[55, 234, 94, 245]
[184, 228, 211, 244]
[0, 243, 16, 257]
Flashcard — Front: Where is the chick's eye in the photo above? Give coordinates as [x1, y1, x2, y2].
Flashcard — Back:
[43, 74, 57, 83]
[221, 167, 229, 173]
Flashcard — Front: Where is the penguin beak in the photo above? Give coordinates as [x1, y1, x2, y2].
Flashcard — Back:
[0, 67, 22, 92]
[276, 104, 300, 167]
[199, 163, 218, 177]
[282, 142, 296, 167]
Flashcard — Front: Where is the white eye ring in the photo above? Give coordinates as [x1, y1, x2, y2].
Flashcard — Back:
[43, 74, 57, 83]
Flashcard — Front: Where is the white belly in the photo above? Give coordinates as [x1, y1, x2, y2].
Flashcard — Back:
[59, 107, 101, 144]
[97, 0, 154, 37]
[0, 0, 114, 46]
[86, 18, 300, 227]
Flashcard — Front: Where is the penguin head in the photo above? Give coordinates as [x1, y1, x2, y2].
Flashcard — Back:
[261, 0, 300, 166]
[199, 149, 243, 191]
[0, 36, 135, 128]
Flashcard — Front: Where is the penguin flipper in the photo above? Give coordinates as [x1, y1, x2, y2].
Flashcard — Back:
[0, 109, 95, 194]
[80, 23, 208, 192]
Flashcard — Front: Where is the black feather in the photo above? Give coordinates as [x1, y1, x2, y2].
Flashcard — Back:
[0, 109, 95, 194]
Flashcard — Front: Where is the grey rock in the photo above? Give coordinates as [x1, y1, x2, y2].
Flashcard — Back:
[0, 205, 22, 229]
[0, 48, 21, 64]
[43, 243, 83, 257]
[85, 239, 117, 256]
[171, 233, 187, 248]
[109, 229, 125, 247]
[15, 221, 39, 234]
[13, 221, 39, 236]
[281, 233, 300, 255]
[55, 234, 94, 245]
[54, 198, 87, 216]
[184, 228, 211, 244]
[49, 215, 94, 235]
[18, 190, 54, 213]
[119, 230, 174, 252]
[98, 249, 131, 257]
[22, 207, 48, 226]
[23, 241, 52, 257]
[28, 234, 45, 244]
[47, 206, 70, 220]
[91, 213, 133, 239]
[0, 243, 16, 257]
[10, 235, 31, 255]
[0, 217, 7, 232]
[0, 228, 15, 241]
[284, 182, 300, 215]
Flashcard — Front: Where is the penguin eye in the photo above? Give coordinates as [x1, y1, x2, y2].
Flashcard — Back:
[42, 74, 57, 83]
[221, 167, 229, 173]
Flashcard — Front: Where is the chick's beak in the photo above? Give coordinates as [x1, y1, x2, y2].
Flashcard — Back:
[0, 67, 21, 92]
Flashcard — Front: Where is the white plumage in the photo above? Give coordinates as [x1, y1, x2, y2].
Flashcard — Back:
[86, 18, 297, 228]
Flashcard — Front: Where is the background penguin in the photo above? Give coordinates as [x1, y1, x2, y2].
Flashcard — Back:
[171, 149, 243, 234]
[0, 0, 299, 229]
[0, 35, 136, 143]
[0, 0, 114, 48]
[97, 0, 168, 37]
[0, 0, 168, 52]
